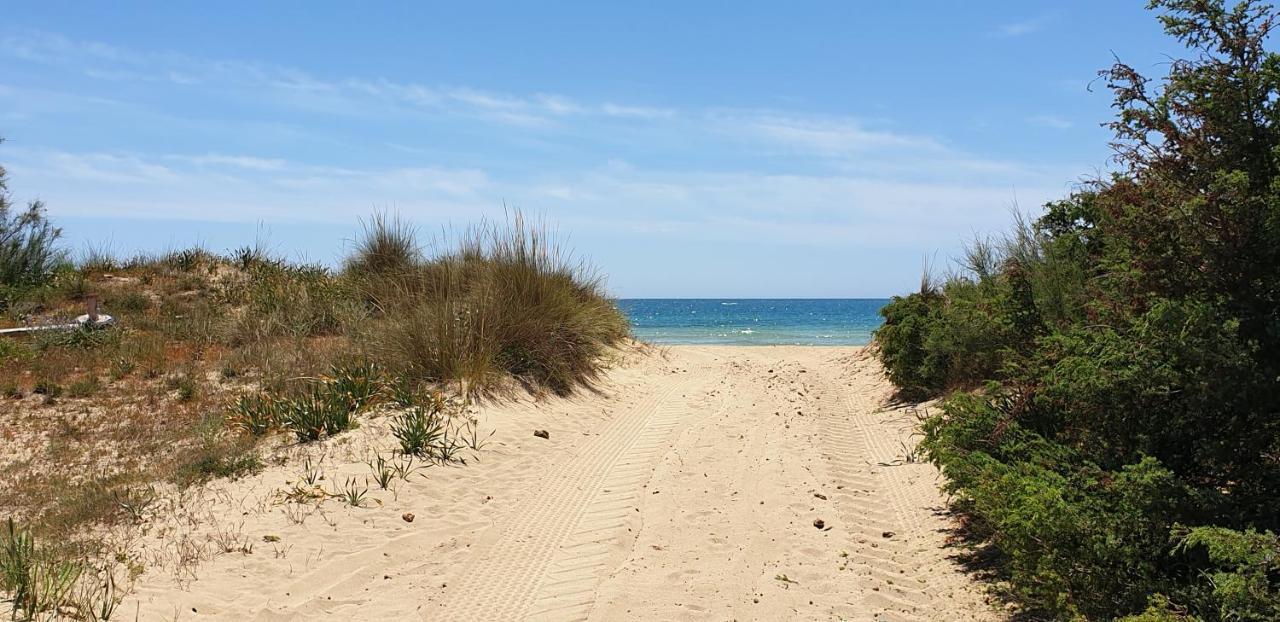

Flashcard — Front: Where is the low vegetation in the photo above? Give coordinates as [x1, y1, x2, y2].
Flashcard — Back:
[0, 137, 628, 616]
[349, 212, 629, 396]
[874, 1, 1280, 619]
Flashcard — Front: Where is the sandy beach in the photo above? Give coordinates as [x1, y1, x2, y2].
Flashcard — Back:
[124, 346, 996, 621]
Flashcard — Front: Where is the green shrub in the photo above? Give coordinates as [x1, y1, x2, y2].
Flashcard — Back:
[1174, 526, 1280, 621]
[875, 288, 947, 397]
[924, 392, 1187, 617]
[876, 2, 1280, 618]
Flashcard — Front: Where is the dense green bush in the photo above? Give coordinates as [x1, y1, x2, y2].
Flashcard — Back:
[875, 1, 1280, 618]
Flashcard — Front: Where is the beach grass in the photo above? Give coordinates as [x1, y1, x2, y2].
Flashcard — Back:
[0, 201, 629, 613]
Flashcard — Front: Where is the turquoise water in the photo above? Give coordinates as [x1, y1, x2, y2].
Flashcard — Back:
[617, 299, 889, 346]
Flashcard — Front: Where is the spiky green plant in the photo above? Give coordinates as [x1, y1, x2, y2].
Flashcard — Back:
[329, 361, 382, 411]
[390, 406, 445, 457]
[227, 393, 280, 437]
[281, 383, 355, 442]
[1, 519, 83, 620]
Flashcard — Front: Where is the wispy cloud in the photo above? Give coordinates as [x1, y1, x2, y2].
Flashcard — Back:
[995, 13, 1056, 38]
[0, 29, 1090, 295]
[1, 31, 678, 128]
[172, 154, 289, 171]
[6, 145, 1066, 250]
[1028, 114, 1073, 129]
[601, 103, 675, 119]
[724, 113, 946, 155]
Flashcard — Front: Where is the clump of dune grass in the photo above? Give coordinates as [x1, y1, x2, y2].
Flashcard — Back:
[352, 211, 629, 396]
[345, 212, 420, 276]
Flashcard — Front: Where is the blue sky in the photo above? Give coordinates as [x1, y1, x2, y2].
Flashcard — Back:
[1, 2, 1177, 297]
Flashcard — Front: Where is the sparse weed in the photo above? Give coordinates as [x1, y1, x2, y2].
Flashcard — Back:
[106, 291, 150, 314]
[32, 380, 61, 405]
[107, 356, 136, 381]
[36, 326, 118, 351]
[390, 454, 428, 481]
[67, 376, 102, 399]
[231, 242, 276, 271]
[334, 478, 368, 508]
[0, 339, 28, 363]
[899, 440, 920, 464]
[218, 363, 240, 380]
[165, 248, 209, 272]
[78, 243, 118, 274]
[113, 485, 158, 523]
[69, 561, 123, 622]
[433, 426, 467, 465]
[212, 524, 253, 555]
[366, 453, 395, 490]
[175, 434, 262, 486]
[460, 417, 494, 454]
[166, 373, 199, 403]
[299, 456, 323, 487]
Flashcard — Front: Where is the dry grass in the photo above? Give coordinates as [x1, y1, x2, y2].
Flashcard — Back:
[0, 210, 629, 617]
[353, 212, 629, 396]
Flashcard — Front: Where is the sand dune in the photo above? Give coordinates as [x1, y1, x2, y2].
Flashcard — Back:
[128, 346, 997, 621]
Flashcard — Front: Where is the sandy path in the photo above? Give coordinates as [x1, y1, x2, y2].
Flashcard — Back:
[129, 346, 996, 621]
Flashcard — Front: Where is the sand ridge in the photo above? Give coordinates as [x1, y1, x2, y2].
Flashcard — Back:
[127, 346, 998, 621]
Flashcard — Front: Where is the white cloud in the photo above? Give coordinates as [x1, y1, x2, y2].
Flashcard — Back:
[174, 154, 290, 171]
[1028, 114, 1073, 129]
[725, 113, 945, 155]
[0, 29, 1093, 292]
[6, 145, 1065, 251]
[601, 103, 675, 119]
[995, 14, 1056, 38]
[1, 31, 685, 128]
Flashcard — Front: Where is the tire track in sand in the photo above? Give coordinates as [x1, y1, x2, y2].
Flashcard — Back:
[810, 354, 936, 621]
[434, 369, 708, 621]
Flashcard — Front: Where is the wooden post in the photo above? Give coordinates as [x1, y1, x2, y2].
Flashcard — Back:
[86, 295, 99, 323]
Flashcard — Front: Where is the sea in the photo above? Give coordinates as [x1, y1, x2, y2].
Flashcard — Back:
[616, 299, 889, 346]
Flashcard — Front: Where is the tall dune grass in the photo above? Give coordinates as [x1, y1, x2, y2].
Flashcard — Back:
[350, 212, 629, 396]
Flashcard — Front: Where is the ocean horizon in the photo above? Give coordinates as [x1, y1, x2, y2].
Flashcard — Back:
[616, 298, 889, 346]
